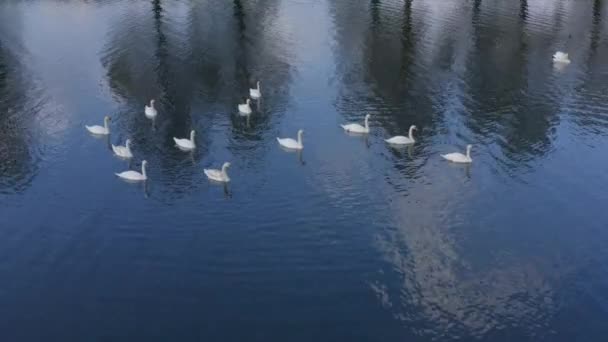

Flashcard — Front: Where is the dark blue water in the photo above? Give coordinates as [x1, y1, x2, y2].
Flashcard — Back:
[1, 0, 608, 340]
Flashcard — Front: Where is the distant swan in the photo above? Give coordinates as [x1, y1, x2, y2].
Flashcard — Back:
[116, 160, 148, 181]
[553, 51, 571, 64]
[341, 114, 370, 134]
[277, 129, 304, 150]
[238, 99, 252, 115]
[174, 130, 196, 151]
[112, 139, 133, 159]
[85, 116, 111, 135]
[250, 81, 261, 99]
[386, 125, 417, 145]
[441, 144, 473, 163]
[204, 162, 231, 183]
[145, 99, 157, 119]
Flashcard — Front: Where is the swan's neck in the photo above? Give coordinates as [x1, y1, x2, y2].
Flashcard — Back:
[142, 164, 147, 178]
[257, 82, 260, 91]
[104, 119, 109, 131]
[190, 132, 195, 143]
[364, 117, 369, 129]
[221, 165, 229, 176]
[297, 132, 303, 144]
[466, 147, 471, 158]
[408, 127, 415, 140]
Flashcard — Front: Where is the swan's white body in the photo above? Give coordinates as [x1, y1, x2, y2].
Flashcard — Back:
[204, 162, 231, 183]
[238, 99, 252, 115]
[116, 160, 148, 181]
[250, 81, 261, 99]
[341, 114, 370, 134]
[553, 51, 571, 64]
[442, 145, 473, 163]
[145, 99, 158, 119]
[386, 125, 417, 145]
[277, 129, 304, 150]
[112, 139, 133, 159]
[174, 130, 196, 151]
[86, 116, 111, 135]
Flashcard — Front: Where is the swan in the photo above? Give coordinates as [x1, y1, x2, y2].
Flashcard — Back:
[145, 99, 158, 119]
[174, 130, 196, 151]
[386, 125, 417, 145]
[277, 129, 304, 150]
[85, 116, 111, 135]
[112, 139, 133, 159]
[341, 114, 370, 134]
[250, 81, 261, 99]
[238, 99, 252, 115]
[204, 162, 231, 183]
[441, 144, 473, 163]
[116, 160, 148, 181]
[553, 51, 571, 64]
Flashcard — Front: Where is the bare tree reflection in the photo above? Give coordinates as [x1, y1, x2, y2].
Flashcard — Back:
[0, 24, 41, 194]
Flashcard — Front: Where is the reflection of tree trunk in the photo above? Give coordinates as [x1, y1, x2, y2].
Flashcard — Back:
[399, 0, 413, 82]
[520, 0, 528, 21]
[152, 0, 169, 104]
[590, 0, 601, 54]
[371, 0, 380, 26]
[233, 0, 250, 88]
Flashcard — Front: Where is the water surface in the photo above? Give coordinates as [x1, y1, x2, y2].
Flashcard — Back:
[1, 0, 608, 340]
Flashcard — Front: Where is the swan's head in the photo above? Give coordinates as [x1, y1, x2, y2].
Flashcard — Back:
[257, 81, 260, 88]
[190, 130, 196, 140]
[365, 114, 371, 120]
[104, 116, 111, 123]
[150, 99, 155, 105]
[466, 144, 473, 153]
[410, 125, 417, 131]
[142, 160, 148, 167]
[297, 129, 304, 136]
[125, 139, 132, 147]
[222, 162, 231, 170]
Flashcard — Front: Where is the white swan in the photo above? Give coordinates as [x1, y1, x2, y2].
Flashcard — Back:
[174, 130, 196, 151]
[386, 125, 417, 145]
[341, 114, 370, 134]
[238, 99, 252, 115]
[116, 160, 148, 181]
[204, 162, 231, 183]
[250, 81, 261, 99]
[85, 116, 111, 135]
[553, 51, 571, 64]
[145, 99, 158, 119]
[112, 139, 133, 159]
[277, 129, 304, 150]
[441, 144, 473, 163]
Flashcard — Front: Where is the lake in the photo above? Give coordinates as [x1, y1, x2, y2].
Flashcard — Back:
[1, 0, 608, 340]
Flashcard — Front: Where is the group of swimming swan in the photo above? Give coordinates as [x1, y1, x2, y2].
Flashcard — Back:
[87, 48, 570, 183]
[85, 82, 265, 183]
[86, 79, 479, 184]
[339, 114, 473, 163]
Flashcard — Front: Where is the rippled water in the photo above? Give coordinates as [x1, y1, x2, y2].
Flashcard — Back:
[1, 0, 608, 340]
